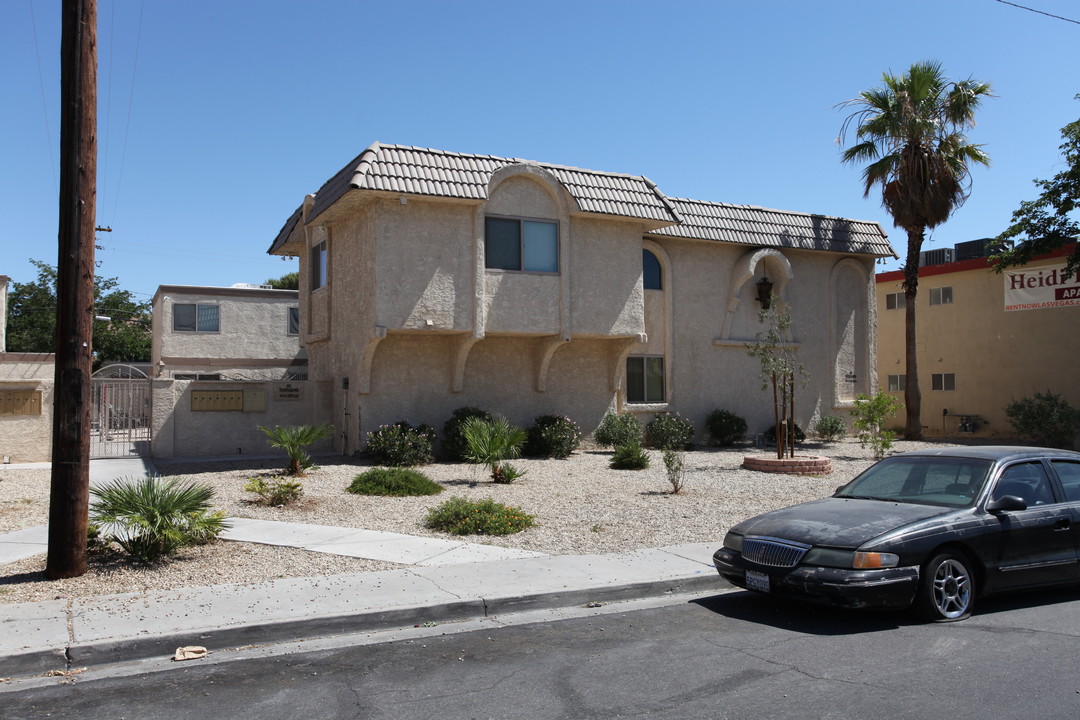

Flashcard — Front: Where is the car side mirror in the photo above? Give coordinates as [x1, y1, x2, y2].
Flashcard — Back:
[987, 495, 1027, 513]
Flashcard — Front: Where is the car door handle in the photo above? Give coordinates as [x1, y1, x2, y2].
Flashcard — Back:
[1052, 518, 1071, 531]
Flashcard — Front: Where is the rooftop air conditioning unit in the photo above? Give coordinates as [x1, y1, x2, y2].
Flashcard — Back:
[955, 239, 992, 262]
[919, 248, 954, 267]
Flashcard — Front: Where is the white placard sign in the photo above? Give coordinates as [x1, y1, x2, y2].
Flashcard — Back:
[1004, 263, 1080, 312]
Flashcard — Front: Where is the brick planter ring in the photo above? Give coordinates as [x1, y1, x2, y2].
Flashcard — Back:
[742, 454, 833, 475]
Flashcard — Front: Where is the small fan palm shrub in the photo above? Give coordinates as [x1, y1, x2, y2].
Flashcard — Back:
[259, 423, 334, 476]
[347, 468, 444, 496]
[524, 414, 582, 458]
[610, 442, 650, 470]
[365, 421, 437, 467]
[594, 412, 642, 448]
[443, 406, 494, 461]
[461, 416, 527, 483]
[90, 475, 229, 562]
[425, 497, 535, 536]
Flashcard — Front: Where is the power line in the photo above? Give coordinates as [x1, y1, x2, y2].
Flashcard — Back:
[993, 0, 1080, 25]
[27, 0, 57, 196]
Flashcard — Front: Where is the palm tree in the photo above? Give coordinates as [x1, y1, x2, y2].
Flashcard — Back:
[839, 61, 992, 439]
[259, 423, 335, 475]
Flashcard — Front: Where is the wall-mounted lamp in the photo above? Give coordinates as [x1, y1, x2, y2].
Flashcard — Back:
[755, 276, 774, 310]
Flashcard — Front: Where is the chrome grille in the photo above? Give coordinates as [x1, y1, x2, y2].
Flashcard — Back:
[742, 536, 811, 568]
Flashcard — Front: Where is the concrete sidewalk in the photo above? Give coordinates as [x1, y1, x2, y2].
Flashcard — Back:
[0, 456, 724, 680]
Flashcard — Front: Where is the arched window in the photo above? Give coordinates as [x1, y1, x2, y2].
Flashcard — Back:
[643, 249, 662, 290]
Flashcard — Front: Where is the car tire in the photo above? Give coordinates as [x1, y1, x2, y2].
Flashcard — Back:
[918, 551, 975, 622]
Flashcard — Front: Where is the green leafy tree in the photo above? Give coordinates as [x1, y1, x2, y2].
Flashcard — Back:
[992, 97, 1080, 280]
[839, 62, 992, 440]
[264, 271, 299, 290]
[850, 391, 904, 460]
[745, 300, 808, 459]
[5, 259, 151, 368]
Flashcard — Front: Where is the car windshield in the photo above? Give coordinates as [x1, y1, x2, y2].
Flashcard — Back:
[835, 456, 993, 507]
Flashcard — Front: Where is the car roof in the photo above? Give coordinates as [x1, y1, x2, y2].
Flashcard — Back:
[891, 445, 1080, 462]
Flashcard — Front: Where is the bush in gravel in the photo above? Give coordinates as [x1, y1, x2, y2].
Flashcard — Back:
[258, 423, 334, 476]
[245, 475, 304, 506]
[425, 497, 535, 536]
[706, 409, 747, 446]
[462, 416, 527, 483]
[812, 415, 847, 443]
[593, 412, 642, 448]
[347, 468, 444, 497]
[1005, 391, 1080, 449]
[662, 449, 686, 494]
[610, 442, 650, 470]
[365, 421, 437, 467]
[765, 423, 806, 445]
[90, 475, 229, 562]
[442, 406, 495, 461]
[645, 412, 695, 450]
[851, 391, 904, 460]
[524, 414, 582, 458]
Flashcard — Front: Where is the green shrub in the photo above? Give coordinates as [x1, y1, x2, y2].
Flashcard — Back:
[593, 412, 643, 448]
[443, 407, 494, 461]
[524, 414, 582, 458]
[610, 442, 650, 470]
[645, 412, 695, 450]
[258, 423, 334, 476]
[812, 415, 847, 443]
[765, 423, 806, 445]
[706, 409, 747, 446]
[662, 449, 686, 494]
[90, 475, 229, 562]
[461, 416, 527, 483]
[851, 391, 904, 460]
[245, 475, 304, 506]
[1005, 391, 1080, 449]
[425, 497, 535, 536]
[347, 468, 444, 496]
[365, 421, 437, 467]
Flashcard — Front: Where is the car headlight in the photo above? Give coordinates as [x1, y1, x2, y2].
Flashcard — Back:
[723, 531, 743, 552]
[802, 547, 855, 568]
[852, 551, 900, 569]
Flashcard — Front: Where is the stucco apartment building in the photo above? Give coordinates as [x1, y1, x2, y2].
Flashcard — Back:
[269, 143, 895, 452]
[876, 241, 1080, 438]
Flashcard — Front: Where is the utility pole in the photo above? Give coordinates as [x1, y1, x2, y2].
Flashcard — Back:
[47, 0, 97, 579]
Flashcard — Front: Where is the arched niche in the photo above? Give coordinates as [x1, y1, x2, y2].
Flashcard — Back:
[719, 248, 794, 340]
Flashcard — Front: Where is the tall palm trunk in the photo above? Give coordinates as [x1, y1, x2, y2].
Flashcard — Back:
[902, 227, 924, 440]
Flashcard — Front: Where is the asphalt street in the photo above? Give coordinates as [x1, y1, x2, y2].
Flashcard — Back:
[4, 586, 1079, 719]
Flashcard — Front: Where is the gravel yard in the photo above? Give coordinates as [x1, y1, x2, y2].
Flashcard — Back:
[0, 438, 956, 604]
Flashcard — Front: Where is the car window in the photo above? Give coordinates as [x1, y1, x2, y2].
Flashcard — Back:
[991, 462, 1056, 505]
[1051, 461, 1080, 502]
[837, 456, 991, 507]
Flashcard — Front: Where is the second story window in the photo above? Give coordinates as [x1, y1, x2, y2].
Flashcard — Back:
[311, 240, 328, 290]
[485, 217, 558, 273]
[173, 303, 219, 332]
[288, 307, 300, 335]
[929, 287, 953, 306]
[885, 292, 905, 310]
[643, 249, 662, 290]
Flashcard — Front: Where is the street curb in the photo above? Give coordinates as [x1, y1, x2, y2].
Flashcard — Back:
[1, 573, 720, 679]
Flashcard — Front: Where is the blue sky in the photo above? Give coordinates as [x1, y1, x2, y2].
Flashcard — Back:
[4, 0, 1078, 303]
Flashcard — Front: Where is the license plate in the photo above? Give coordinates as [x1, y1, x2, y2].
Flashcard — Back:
[745, 570, 770, 593]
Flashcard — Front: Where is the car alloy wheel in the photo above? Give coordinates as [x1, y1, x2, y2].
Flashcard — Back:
[921, 552, 974, 622]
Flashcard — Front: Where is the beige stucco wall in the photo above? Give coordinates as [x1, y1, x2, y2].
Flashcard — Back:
[152, 286, 304, 379]
[0, 353, 55, 462]
[150, 379, 333, 458]
[876, 255, 1080, 438]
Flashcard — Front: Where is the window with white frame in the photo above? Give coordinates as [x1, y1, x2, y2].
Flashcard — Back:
[485, 216, 558, 273]
[173, 303, 219, 332]
[929, 286, 953, 306]
[931, 373, 956, 391]
[626, 356, 665, 403]
[310, 240, 327, 290]
[288, 307, 300, 335]
[885, 292, 905, 310]
[888, 374, 906, 392]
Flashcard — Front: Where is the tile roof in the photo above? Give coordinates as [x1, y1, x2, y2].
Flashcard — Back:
[307, 142, 680, 225]
[652, 198, 895, 257]
[272, 142, 895, 259]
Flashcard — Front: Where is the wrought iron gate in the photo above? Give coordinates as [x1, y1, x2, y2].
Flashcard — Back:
[90, 365, 152, 457]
